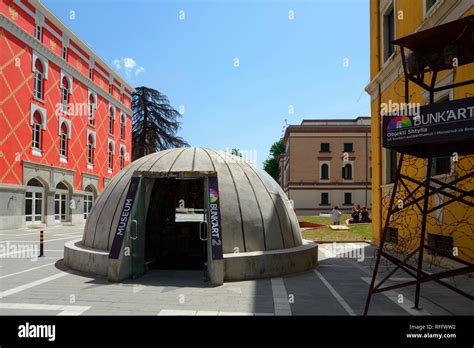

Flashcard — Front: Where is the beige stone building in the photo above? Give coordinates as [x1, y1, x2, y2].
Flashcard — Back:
[280, 117, 372, 214]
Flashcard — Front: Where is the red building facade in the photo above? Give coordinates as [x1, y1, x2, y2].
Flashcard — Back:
[0, 0, 133, 229]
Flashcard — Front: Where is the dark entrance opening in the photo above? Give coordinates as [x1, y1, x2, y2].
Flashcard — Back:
[145, 177, 207, 271]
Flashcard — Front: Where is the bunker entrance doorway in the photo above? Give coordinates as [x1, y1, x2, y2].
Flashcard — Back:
[144, 177, 208, 272]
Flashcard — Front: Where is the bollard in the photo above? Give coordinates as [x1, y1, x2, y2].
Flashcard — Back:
[39, 230, 44, 257]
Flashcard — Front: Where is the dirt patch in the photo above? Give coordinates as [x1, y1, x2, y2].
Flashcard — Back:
[299, 221, 325, 228]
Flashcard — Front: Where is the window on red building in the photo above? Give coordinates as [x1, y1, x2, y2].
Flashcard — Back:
[61, 77, 69, 113]
[120, 114, 126, 140]
[60, 123, 68, 159]
[34, 25, 42, 41]
[108, 142, 114, 171]
[34, 59, 44, 100]
[119, 147, 125, 169]
[87, 134, 94, 165]
[109, 107, 115, 135]
[32, 111, 42, 151]
[88, 94, 96, 126]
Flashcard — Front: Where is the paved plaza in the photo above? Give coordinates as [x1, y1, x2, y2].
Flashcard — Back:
[0, 224, 472, 316]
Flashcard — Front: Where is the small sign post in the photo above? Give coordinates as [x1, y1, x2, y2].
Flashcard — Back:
[39, 230, 44, 257]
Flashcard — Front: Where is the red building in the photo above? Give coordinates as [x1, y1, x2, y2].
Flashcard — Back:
[0, 0, 133, 229]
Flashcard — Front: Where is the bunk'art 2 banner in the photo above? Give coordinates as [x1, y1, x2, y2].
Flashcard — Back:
[208, 175, 223, 260]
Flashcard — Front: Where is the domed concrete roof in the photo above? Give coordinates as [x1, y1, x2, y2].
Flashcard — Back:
[82, 147, 302, 254]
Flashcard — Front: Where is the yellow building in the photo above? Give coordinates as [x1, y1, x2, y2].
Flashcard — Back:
[366, 0, 474, 264]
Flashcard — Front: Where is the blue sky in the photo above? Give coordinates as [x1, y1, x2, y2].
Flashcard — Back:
[44, 0, 370, 167]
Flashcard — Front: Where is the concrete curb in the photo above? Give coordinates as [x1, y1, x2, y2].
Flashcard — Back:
[223, 240, 318, 281]
[64, 239, 109, 276]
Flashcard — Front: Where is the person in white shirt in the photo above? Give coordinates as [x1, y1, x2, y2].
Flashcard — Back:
[331, 206, 342, 225]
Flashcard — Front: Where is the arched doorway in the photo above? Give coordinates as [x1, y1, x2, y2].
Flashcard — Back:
[25, 178, 44, 224]
[83, 185, 96, 220]
[55, 182, 69, 223]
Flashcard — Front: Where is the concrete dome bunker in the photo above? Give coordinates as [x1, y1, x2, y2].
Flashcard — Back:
[64, 148, 318, 285]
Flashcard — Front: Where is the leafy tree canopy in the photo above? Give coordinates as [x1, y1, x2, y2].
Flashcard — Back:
[132, 86, 188, 160]
[263, 139, 285, 182]
[231, 148, 242, 157]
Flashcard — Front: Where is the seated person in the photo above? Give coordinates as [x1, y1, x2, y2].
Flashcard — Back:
[361, 206, 370, 222]
[351, 205, 360, 223]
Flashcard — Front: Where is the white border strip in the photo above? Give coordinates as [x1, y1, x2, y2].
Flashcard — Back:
[271, 278, 292, 315]
[0, 262, 56, 279]
[0, 302, 90, 316]
[0, 272, 69, 299]
[314, 270, 356, 315]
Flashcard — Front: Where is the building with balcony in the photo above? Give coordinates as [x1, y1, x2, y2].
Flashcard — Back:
[0, 0, 134, 229]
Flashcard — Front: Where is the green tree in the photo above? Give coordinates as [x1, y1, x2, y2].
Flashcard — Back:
[231, 148, 242, 157]
[132, 86, 189, 160]
[263, 139, 286, 182]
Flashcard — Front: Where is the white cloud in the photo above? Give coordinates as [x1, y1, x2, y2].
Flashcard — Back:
[135, 67, 145, 76]
[112, 59, 121, 70]
[112, 57, 144, 78]
[123, 58, 137, 69]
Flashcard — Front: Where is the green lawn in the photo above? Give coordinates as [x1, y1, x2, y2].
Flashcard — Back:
[299, 214, 352, 225]
[298, 214, 372, 242]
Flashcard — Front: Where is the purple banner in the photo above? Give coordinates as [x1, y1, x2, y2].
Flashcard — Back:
[208, 175, 223, 260]
[109, 176, 141, 259]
